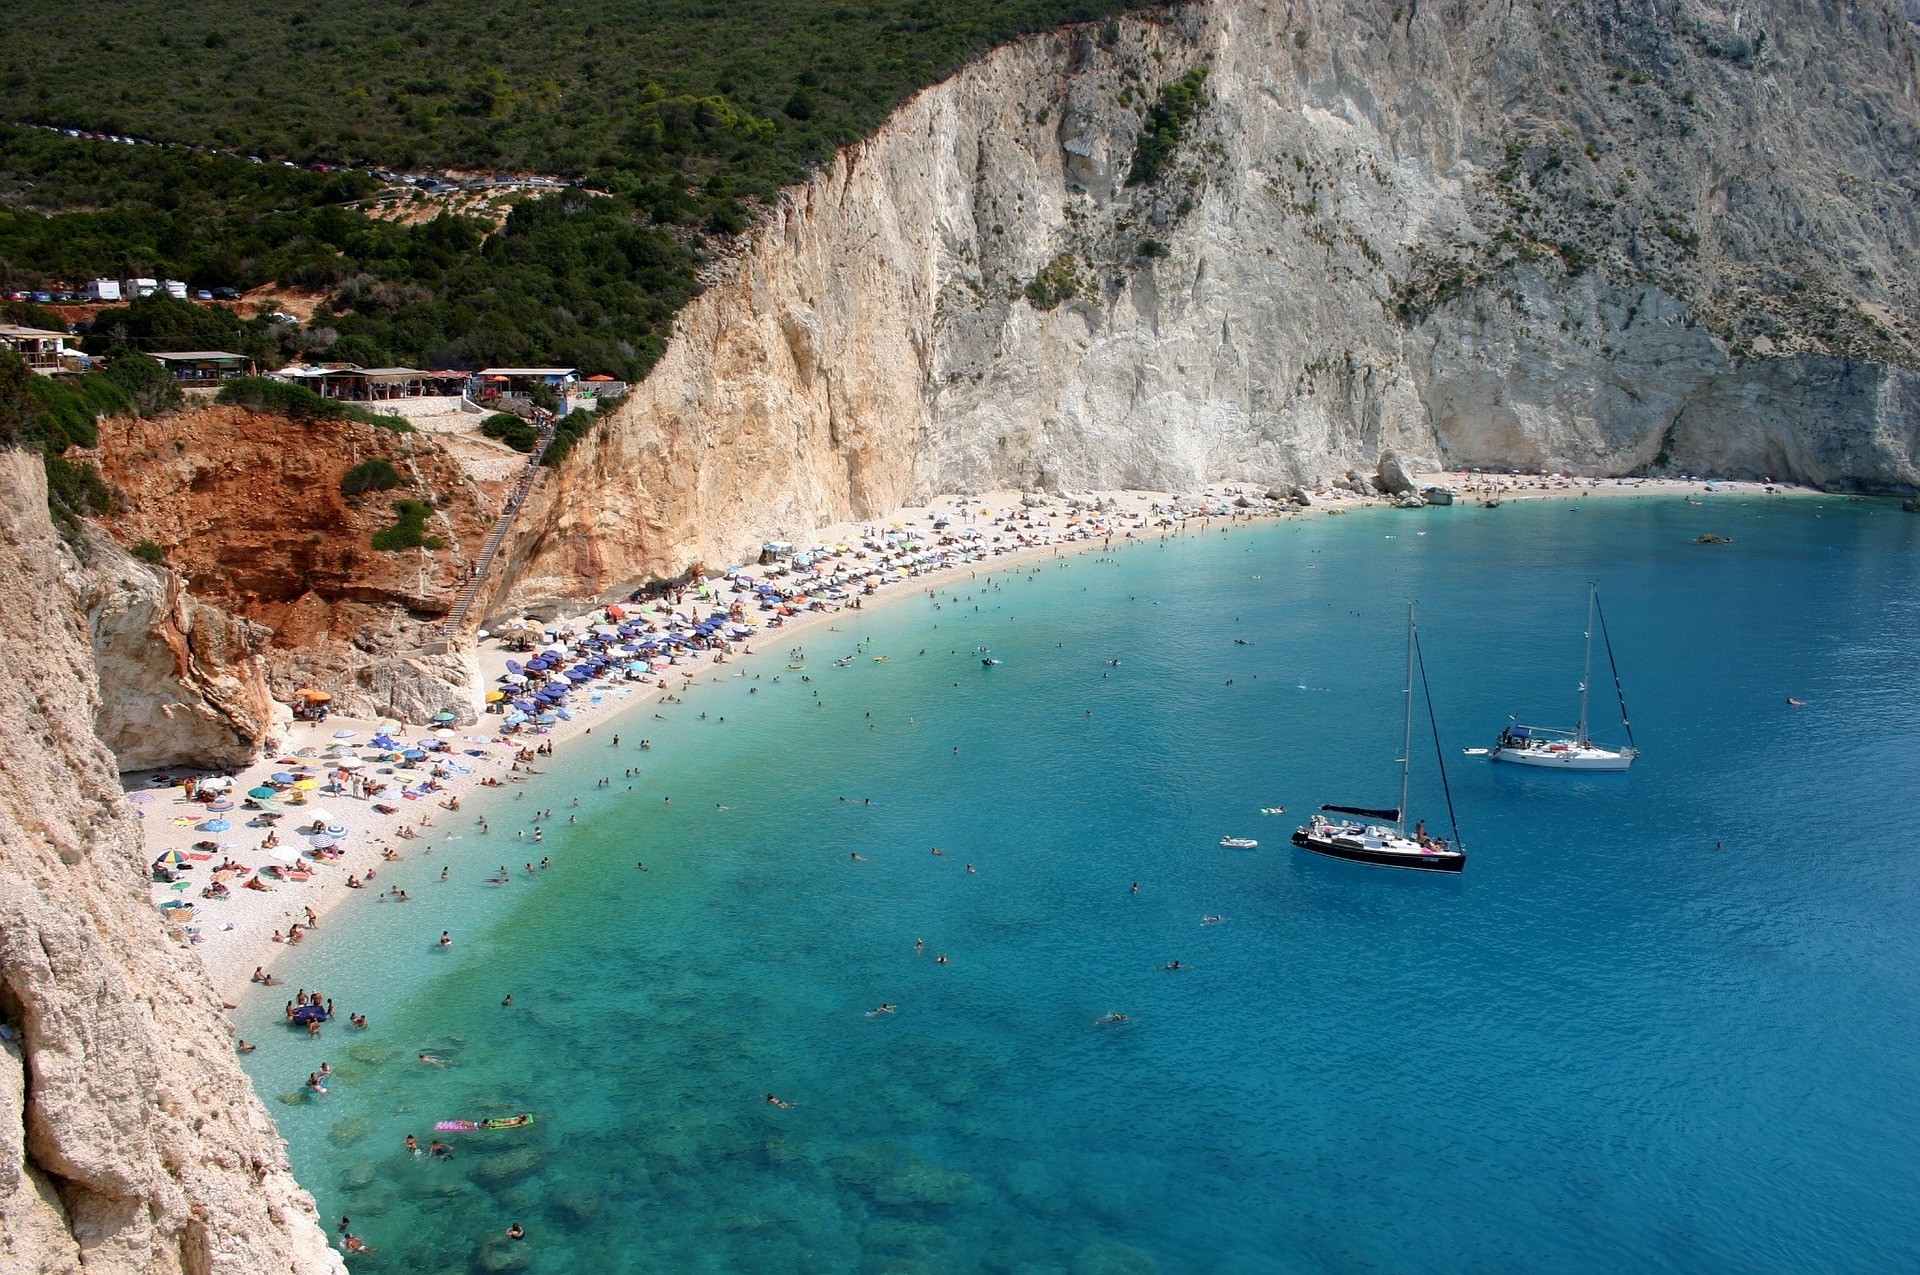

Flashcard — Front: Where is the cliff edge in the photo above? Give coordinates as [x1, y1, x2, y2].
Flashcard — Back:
[0, 451, 341, 1275]
[489, 0, 1918, 611]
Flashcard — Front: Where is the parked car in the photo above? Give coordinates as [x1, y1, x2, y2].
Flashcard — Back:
[31, 291, 53, 303]
[194, 289, 213, 301]
[210, 287, 241, 301]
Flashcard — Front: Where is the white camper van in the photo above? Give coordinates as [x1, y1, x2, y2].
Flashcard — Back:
[127, 278, 159, 298]
[83, 278, 122, 302]
[163, 280, 188, 299]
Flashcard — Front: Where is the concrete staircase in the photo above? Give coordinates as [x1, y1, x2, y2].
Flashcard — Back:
[437, 419, 558, 636]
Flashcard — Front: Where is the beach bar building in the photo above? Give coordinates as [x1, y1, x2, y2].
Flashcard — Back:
[477, 367, 579, 407]
[152, 351, 253, 384]
[0, 323, 75, 374]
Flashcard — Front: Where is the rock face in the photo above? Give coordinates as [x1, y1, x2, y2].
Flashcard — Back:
[84, 406, 496, 734]
[70, 535, 285, 772]
[491, 0, 1918, 610]
[0, 450, 341, 1275]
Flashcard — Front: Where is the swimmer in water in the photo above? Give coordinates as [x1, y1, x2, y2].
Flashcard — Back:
[850, 852, 868, 861]
[765, 1093, 793, 1109]
[1201, 915, 1224, 926]
[1163, 960, 1185, 971]
[405, 1134, 420, 1155]
[868, 1004, 896, 1016]
[913, 938, 924, 952]
[1095, 1012, 1128, 1026]
[439, 931, 452, 946]
[419, 1053, 447, 1067]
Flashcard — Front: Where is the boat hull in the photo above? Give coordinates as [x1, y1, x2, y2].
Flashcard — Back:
[1489, 745, 1634, 771]
[1291, 829, 1464, 873]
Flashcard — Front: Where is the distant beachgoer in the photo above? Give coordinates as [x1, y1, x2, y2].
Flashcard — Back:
[506, 1223, 525, 1240]
[935, 954, 949, 965]
[419, 1053, 446, 1067]
[1163, 960, 1185, 971]
[237, 1040, 255, 1053]
[429, 1140, 453, 1158]
[1130, 883, 1139, 895]
[502, 994, 513, 1008]
[1095, 1012, 1128, 1026]
[307, 1072, 327, 1094]
[913, 939, 923, 952]
[405, 1134, 420, 1155]
[850, 852, 867, 861]
[438, 931, 452, 947]
[765, 1094, 793, 1109]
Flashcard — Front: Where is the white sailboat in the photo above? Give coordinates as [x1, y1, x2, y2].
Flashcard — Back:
[1484, 583, 1638, 771]
[1293, 604, 1466, 873]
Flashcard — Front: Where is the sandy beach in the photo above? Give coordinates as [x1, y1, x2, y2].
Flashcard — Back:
[133, 472, 1808, 1009]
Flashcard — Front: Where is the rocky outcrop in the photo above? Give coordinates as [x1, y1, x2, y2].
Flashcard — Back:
[486, 0, 1917, 612]
[70, 535, 285, 772]
[0, 450, 341, 1274]
[82, 406, 498, 726]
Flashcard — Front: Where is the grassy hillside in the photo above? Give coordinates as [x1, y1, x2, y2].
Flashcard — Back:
[0, 2, 1165, 378]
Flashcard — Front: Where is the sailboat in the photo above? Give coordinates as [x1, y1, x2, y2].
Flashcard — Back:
[1292, 604, 1466, 873]
[1484, 583, 1637, 771]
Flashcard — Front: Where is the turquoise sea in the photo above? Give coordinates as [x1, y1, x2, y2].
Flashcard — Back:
[241, 495, 1920, 1274]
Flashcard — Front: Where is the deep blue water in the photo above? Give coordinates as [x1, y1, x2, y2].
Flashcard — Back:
[242, 495, 1920, 1274]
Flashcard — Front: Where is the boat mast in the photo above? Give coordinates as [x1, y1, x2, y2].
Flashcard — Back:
[1399, 602, 1414, 835]
[1577, 581, 1596, 745]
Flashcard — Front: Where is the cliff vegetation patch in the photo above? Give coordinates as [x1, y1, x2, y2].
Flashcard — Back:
[370, 497, 445, 552]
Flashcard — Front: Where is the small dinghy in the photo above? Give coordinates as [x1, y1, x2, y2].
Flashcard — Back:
[1260, 806, 1286, 815]
[1220, 837, 1259, 849]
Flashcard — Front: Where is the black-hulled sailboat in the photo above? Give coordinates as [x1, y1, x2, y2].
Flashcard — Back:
[1292, 604, 1466, 873]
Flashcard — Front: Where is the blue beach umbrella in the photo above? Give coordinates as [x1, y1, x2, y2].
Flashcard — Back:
[403, 748, 427, 760]
[536, 713, 558, 724]
[270, 772, 296, 783]
[199, 819, 231, 832]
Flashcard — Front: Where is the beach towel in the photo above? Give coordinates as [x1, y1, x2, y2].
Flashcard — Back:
[172, 817, 199, 826]
[186, 852, 213, 861]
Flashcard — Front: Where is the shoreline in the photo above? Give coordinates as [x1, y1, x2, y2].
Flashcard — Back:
[134, 473, 1813, 1007]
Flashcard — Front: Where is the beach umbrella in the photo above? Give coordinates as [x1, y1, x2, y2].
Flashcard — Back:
[375, 719, 403, 733]
[536, 712, 558, 724]
[200, 775, 235, 790]
[248, 786, 278, 799]
[155, 849, 187, 866]
[303, 805, 332, 823]
[269, 772, 296, 783]
[433, 727, 456, 738]
[325, 823, 348, 837]
[254, 800, 284, 815]
[504, 711, 528, 724]
[485, 690, 505, 703]
[332, 729, 356, 739]
[207, 799, 234, 812]
[199, 819, 231, 832]
[293, 778, 319, 790]
[335, 758, 365, 770]
[433, 710, 457, 723]
[372, 735, 399, 748]
[266, 846, 303, 864]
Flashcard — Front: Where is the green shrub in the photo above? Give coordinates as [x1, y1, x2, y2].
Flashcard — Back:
[341, 458, 403, 496]
[481, 412, 538, 452]
[131, 538, 166, 565]
[101, 351, 184, 417]
[1024, 254, 1082, 311]
[371, 498, 446, 552]
[540, 407, 598, 468]
[1127, 66, 1208, 187]
[213, 376, 401, 428]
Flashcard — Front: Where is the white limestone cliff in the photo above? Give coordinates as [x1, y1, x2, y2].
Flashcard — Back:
[0, 451, 341, 1275]
[493, 0, 1918, 609]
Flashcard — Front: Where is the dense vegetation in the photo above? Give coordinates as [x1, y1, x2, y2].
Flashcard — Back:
[0, 347, 133, 534]
[480, 412, 539, 452]
[0, 2, 1157, 179]
[0, 2, 1171, 379]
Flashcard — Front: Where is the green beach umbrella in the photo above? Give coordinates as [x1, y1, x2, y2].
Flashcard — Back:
[248, 786, 278, 799]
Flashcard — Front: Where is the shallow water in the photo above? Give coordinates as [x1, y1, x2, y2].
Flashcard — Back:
[243, 495, 1920, 1274]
